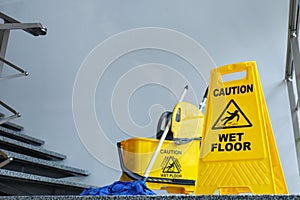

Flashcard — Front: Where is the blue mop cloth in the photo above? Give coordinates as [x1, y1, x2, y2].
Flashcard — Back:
[80, 180, 156, 196]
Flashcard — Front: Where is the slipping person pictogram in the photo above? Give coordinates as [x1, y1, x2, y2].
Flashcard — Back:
[221, 110, 239, 126]
[212, 99, 252, 129]
[162, 156, 181, 173]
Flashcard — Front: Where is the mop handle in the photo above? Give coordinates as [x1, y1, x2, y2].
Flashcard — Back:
[199, 87, 208, 112]
[142, 85, 188, 181]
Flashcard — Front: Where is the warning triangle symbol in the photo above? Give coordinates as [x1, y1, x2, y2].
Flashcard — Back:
[162, 156, 181, 173]
[212, 99, 252, 130]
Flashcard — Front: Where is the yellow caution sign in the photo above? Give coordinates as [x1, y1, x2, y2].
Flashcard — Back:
[195, 61, 288, 194]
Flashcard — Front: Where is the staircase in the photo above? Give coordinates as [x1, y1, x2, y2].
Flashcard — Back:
[0, 12, 92, 196]
[0, 120, 91, 196]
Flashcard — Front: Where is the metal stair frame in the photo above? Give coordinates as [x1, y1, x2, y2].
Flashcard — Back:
[0, 12, 47, 125]
[286, 0, 300, 177]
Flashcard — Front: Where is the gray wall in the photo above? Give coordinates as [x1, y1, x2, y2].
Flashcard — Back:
[1, 0, 300, 194]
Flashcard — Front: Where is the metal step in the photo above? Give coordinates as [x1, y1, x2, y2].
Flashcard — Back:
[0, 136, 66, 161]
[0, 169, 92, 195]
[0, 149, 89, 178]
[0, 126, 44, 146]
[0, 121, 24, 132]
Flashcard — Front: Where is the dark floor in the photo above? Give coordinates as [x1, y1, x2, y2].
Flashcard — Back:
[0, 195, 298, 200]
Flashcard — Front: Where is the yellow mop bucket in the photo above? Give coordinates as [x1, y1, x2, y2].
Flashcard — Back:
[117, 100, 205, 194]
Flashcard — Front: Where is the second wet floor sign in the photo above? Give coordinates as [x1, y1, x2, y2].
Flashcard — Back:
[195, 61, 288, 194]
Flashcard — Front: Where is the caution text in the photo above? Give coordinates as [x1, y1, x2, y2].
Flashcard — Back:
[213, 84, 253, 97]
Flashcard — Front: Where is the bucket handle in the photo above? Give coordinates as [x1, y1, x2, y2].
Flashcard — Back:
[173, 137, 202, 145]
[117, 142, 142, 180]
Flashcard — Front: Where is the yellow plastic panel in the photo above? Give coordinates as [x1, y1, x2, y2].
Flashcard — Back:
[171, 102, 204, 139]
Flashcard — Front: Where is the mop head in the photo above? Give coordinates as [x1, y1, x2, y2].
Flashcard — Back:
[80, 180, 156, 196]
